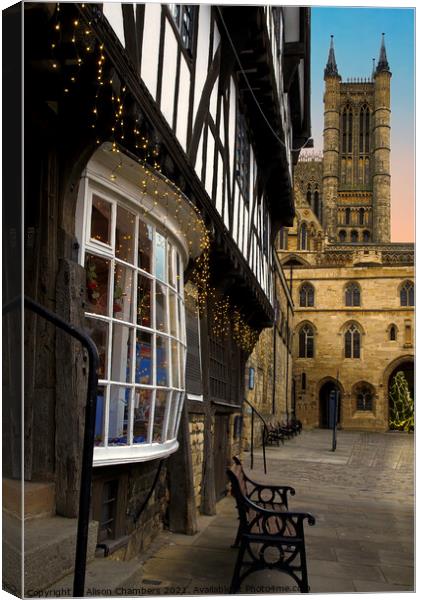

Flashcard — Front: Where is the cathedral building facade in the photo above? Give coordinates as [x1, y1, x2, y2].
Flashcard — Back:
[279, 35, 414, 431]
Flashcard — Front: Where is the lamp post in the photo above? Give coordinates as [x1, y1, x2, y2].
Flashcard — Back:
[331, 371, 340, 452]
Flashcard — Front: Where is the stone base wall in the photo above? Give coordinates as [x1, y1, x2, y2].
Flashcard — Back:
[95, 460, 169, 562]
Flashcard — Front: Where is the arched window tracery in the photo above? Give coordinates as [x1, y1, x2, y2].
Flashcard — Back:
[299, 283, 315, 307]
[345, 282, 361, 307]
[298, 324, 315, 358]
[400, 281, 414, 307]
[344, 323, 361, 359]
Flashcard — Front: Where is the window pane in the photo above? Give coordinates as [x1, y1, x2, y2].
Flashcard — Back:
[345, 288, 352, 306]
[155, 231, 166, 281]
[176, 252, 182, 294]
[135, 330, 153, 385]
[353, 288, 360, 306]
[345, 331, 352, 358]
[85, 318, 108, 379]
[299, 330, 305, 358]
[308, 287, 314, 307]
[133, 388, 152, 444]
[171, 340, 179, 388]
[409, 285, 414, 306]
[137, 275, 152, 328]
[299, 289, 306, 307]
[91, 195, 112, 245]
[94, 386, 106, 446]
[115, 206, 135, 263]
[86, 254, 110, 316]
[153, 390, 169, 442]
[111, 323, 132, 383]
[113, 263, 134, 321]
[307, 336, 314, 358]
[156, 336, 169, 386]
[169, 291, 178, 337]
[353, 331, 361, 358]
[108, 385, 130, 445]
[168, 242, 176, 288]
[155, 282, 168, 332]
[178, 298, 185, 343]
[179, 346, 186, 388]
[138, 221, 153, 273]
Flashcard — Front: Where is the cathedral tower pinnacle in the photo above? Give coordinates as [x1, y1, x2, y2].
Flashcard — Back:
[373, 33, 392, 242]
[322, 36, 341, 239]
[324, 35, 340, 78]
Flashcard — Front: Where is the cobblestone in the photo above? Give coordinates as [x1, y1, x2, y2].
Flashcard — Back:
[138, 429, 414, 594]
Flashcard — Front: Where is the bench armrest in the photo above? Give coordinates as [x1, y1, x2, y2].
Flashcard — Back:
[243, 494, 316, 526]
[243, 471, 296, 504]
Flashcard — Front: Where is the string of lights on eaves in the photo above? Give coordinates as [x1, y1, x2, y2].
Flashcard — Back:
[50, 2, 260, 354]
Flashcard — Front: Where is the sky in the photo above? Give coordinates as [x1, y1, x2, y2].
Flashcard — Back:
[309, 7, 415, 242]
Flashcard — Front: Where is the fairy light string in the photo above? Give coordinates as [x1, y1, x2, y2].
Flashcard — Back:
[48, 2, 260, 355]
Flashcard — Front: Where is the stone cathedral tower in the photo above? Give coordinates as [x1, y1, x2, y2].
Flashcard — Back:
[322, 34, 392, 243]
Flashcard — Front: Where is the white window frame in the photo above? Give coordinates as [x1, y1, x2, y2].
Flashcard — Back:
[77, 166, 189, 467]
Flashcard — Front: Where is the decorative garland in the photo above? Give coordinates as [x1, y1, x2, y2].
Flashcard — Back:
[190, 243, 260, 354]
[49, 3, 260, 356]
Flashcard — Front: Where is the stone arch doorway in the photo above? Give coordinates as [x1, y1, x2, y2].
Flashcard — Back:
[386, 356, 414, 430]
[319, 379, 342, 429]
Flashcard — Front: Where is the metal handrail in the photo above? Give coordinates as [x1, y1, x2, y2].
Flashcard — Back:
[3, 295, 99, 597]
[244, 398, 268, 474]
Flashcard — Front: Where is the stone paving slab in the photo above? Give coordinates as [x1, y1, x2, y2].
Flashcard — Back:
[138, 429, 414, 594]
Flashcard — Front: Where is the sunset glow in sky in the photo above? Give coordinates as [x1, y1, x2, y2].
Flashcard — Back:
[310, 7, 415, 243]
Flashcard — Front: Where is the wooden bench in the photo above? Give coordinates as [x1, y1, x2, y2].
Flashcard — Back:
[227, 463, 315, 593]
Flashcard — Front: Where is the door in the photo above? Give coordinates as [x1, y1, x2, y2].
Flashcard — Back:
[319, 381, 341, 428]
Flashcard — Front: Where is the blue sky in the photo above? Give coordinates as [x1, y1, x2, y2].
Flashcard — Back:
[309, 7, 415, 241]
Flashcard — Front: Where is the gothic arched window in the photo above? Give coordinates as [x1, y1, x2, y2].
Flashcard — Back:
[389, 324, 397, 341]
[400, 281, 414, 307]
[359, 105, 370, 154]
[363, 230, 370, 242]
[298, 324, 314, 358]
[345, 208, 351, 225]
[359, 208, 365, 225]
[339, 230, 346, 242]
[351, 230, 358, 243]
[299, 283, 315, 307]
[354, 382, 373, 411]
[299, 222, 308, 250]
[306, 184, 312, 207]
[345, 324, 361, 359]
[345, 282, 361, 307]
[314, 191, 319, 218]
[342, 104, 353, 154]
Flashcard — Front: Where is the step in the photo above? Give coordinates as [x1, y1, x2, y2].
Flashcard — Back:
[3, 478, 56, 519]
[3, 512, 98, 595]
[46, 556, 145, 597]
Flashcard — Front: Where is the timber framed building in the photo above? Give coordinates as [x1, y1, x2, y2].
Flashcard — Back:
[3, 3, 311, 593]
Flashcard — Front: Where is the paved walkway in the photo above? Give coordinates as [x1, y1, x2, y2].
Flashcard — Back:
[137, 430, 414, 594]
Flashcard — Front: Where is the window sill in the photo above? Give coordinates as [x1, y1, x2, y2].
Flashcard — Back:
[93, 440, 179, 467]
[353, 411, 375, 417]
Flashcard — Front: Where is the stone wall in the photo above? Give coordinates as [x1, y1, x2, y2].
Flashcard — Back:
[291, 263, 414, 431]
[242, 267, 293, 449]
[98, 459, 169, 561]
